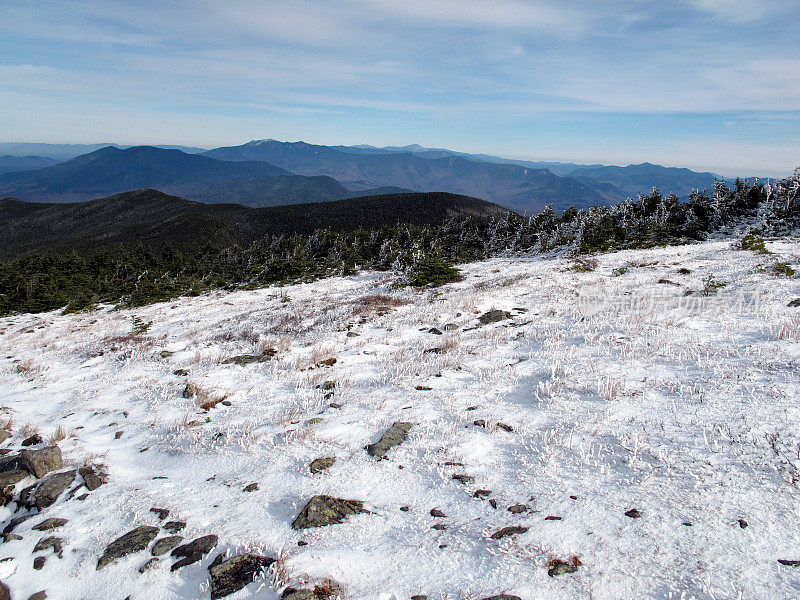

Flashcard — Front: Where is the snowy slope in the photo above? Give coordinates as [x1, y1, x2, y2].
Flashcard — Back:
[0, 239, 799, 600]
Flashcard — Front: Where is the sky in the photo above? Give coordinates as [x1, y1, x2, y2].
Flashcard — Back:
[1, 0, 798, 177]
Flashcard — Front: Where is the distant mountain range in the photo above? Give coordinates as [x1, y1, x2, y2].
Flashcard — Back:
[0, 139, 731, 214]
[0, 142, 207, 161]
[0, 189, 507, 255]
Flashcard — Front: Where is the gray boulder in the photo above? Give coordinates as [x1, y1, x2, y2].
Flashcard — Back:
[292, 495, 367, 529]
[209, 553, 275, 599]
[170, 535, 218, 571]
[20, 446, 62, 478]
[78, 466, 104, 491]
[366, 422, 412, 459]
[309, 457, 335, 474]
[478, 310, 512, 325]
[34, 470, 75, 509]
[0, 470, 29, 487]
[97, 526, 160, 569]
[151, 536, 183, 556]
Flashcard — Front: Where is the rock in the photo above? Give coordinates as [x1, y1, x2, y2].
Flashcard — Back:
[34, 536, 62, 555]
[496, 423, 513, 432]
[114, 431, 123, 439]
[548, 557, 581, 577]
[489, 499, 498, 509]
[28, 592, 47, 600]
[322, 381, 336, 391]
[0, 470, 29, 487]
[490, 526, 529, 540]
[282, 591, 317, 600]
[508, 504, 527, 514]
[222, 351, 276, 366]
[415, 385, 432, 391]
[544, 516, 562, 521]
[307, 418, 323, 425]
[242, 483, 259, 492]
[738, 519, 748, 529]
[478, 310, 512, 325]
[173, 369, 189, 376]
[411, 596, 428, 600]
[624, 509, 641, 519]
[151, 536, 183, 556]
[473, 420, 486, 428]
[209, 553, 275, 599]
[346, 332, 360, 337]
[34, 470, 75, 509]
[139, 557, 160, 573]
[432, 523, 447, 531]
[182, 384, 196, 398]
[170, 535, 218, 570]
[4, 514, 32, 534]
[150, 507, 170, 520]
[22, 434, 43, 447]
[33, 555, 46, 570]
[428, 328, 443, 335]
[778, 559, 800, 566]
[788, 298, 800, 307]
[444, 323, 459, 331]
[292, 495, 367, 529]
[97, 526, 160, 569]
[310, 457, 336, 474]
[2, 533, 22, 542]
[452, 474, 474, 484]
[164, 521, 186, 534]
[19, 446, 62, 479]
[481, 596, 521, 600]
[366, 422, 413, 459]
[474, 490, 491, 498]
[78, 466, 104, 491]
[32, 518, 68, 531]
[0, 582, 8, 600]
[0, 455, 24, 474]
[430, 509, 446, 518]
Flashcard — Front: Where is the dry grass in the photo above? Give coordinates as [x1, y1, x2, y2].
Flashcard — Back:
[20, 422, 40, 437]
[49, 425, 68, 444]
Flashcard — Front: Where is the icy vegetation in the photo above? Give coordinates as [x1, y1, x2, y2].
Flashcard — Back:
[0, 239, 799, 600]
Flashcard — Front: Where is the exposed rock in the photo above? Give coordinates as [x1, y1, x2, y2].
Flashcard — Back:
[444, 323, 459, 331]
[544, 516, 562, 521]
[114, 431, 123, 439]
[22, 434, 43, 447]
[366, 422, 412, 459]
[480, 595, 521, 600]
[738, 519, 748, 529]
[452, 474, 475, 484]
[428, 328, 443, 335]
[182, 384, 196, 398]
[415, 385, 432, 391]
[19, 446, 62, 479]
[430, 509, 446, 518]
[473, 420, 486, 428]
[0, 582, 8, 600]
[411, 596, 428, 600]
[489, 499, 498, 509]
[173, 369, 189, 376]
[222, 350, 277, 366]
[507, 504, 527, 514]
[209, 553, 275, 599]
[97, 526, 160, 569]
[28, 592, 47, 600]
[34, 470, 76, 509]
[778, 559, 800, 566]
[307, 418, 323, 425]
[478, 310, 512, 325]
[78, 466, 104, 491]
[624, 509, 641, 519]
[292, 495, 367, 529]
[473, 490, 491, 498]
[151, 536, 183, 556]
[4, 514, 32, 534]
[788, 298, 800, 307]
[164, 521, 186, 534]
[150, 507, 170, 520]
[432, 523, 447, 531]
[139, 557, 160, 573]
[490, 526, 529, 540]
[282, 591, 317, 600]
[0, 470, 28, 487]
[243, 483, 259, 492]
[0, 455, 22, 474]
[310, 457, 336, 474]
[33, 555, 46, 570]
[548, 557, 581, 577]
[34, 536, 62, 556]
[170, 535, 218, 570]
[2, 533, 22, 542]
[496, 423, 513, 432]
[32, 518, 68, 531]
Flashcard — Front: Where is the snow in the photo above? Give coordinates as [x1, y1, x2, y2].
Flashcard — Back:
[1, 239, 799, 600]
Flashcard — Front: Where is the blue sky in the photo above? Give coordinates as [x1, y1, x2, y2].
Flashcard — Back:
[1, 0, 798, 176]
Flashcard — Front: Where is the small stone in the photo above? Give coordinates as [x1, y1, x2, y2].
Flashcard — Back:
[139, 557, 160, 572]
[310, 457, 336, 474]
[778, 559, 800, 567]
[34, 470, 76, 509]
[27, 592, 47, 600]
[329, 402, 342, 409]
[478, 310, 512, 325]
[164, 521, 186, 533]
[307, 417, 323, 425]
[33, 556, 46, 570]
[282, 591, 317, 600]
[682, 522, 693, 526]
[33, 536, 63, 555]
[292, 495, 367, 529]
[473, 420, 486, 428]
[496, 423, 513, 432]
[78, 466, 104, 491]
[151, 536, 183, 556]
[738, 519, 748, 529]
[20, 446, 63, 478]
[77, 493, 89, 501]
[243, 483, 259, 492]
[182, 384, 196, 398]
[428, 328, 443, 335]
[32, 518, 68, 531]
[209, 553, 275, 599]
[297, 540, 307, 546]
[624, 509, 641, 519]
[170, 535, 218, 570]
[430, 509, 446, 517]
[544, 515, 562, 521]
[173, 369, 189, 376]
[411, 596, 428, 600]
[346, 332, 360, 337]
[22, 434, 43, 447]
[150, 507, 169, 521]
[322, 381, 336, 391]
[366, 422, 413, 459]
[489, 499, 498, 509]
[97, 526, 160, 569]
[0, 582, 8, 600]
[481, 596, 522, 600]
[415, 385, 432, 391]
[444, 323, 459, 331]
[787, 298, 800, 307]
[3, 533, 22, 542]
[474, 490, 491, 498]
[490, 526, 529, 540]
[399, 506, 410, 511]
[114, 431, 123, 439]
[548, 557, 581, 577]
[452, 474, 475, 484]
[4, 514, 32, 534]
[432, 524, 447, 531]
[508, 504, 527, 514]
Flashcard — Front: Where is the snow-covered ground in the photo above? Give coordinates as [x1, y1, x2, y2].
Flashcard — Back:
[1, 239, 799, 600]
